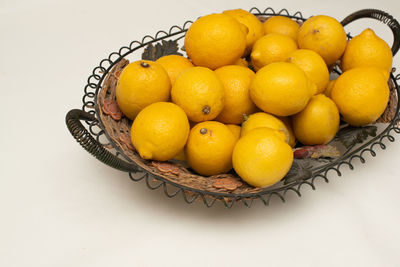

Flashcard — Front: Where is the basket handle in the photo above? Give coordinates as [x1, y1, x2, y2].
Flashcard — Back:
[341, 9, 400, 56]
[65, 109, 139, 172]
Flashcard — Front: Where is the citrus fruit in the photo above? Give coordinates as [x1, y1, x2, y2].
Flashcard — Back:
[232, 127, 294, 188]
[287, 49, 329, 94]
[298, 15, 347, 65]
[234, 58, 249, 67]
[341, 28, 392, 74]
[226, 124, 241, 141]
[116, 60, 171, 120]
[277, 116, 296, 147]
[131, 102, 190, 161]
[223, 9, 264, 56]
[184, 13, 247, 70]
[186, 121, 236, 176]
[292, 94, 340, 145]
[263, 16, 300, 40]
[241, 112, 290, 144]
[323, 79, 336, 98]
[173, 149, 186, 161]
[249, 62, 313, 116]
[214, 65, 257, 124]
[155, 55, 193, 85]
[171, 67, 225, 122]
[251, 33, 298, 71]
[331, 67, 389, 126]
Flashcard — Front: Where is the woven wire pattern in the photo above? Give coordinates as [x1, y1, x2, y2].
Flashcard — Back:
[77, 7, 400, 208]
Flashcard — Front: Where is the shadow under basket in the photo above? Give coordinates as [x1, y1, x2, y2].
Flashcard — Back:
[66, 7, 400, 208]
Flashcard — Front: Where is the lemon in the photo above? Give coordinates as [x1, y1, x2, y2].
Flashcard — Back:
[263, 16, 300, 41]
[292, 94, 340, 145]
[173, 149, 186, 161]
[234, 58, 249, 67]
[250, 62, 313, 116]
[185, 13, 247, 70]
[131, 102, 190, 161]
[116, 60, 171, 120]
[287, 49, 329, 94]
[171, 67, 225, 122]
[298, 15, 347, 65]
[277, 116, 297, 147]
[251, 33, 298, 71]
[214, 65, 257, 124]
[223, 9, 264, 56]
[226, 124, 241, 141]
[341, 28, 392, 74]
[323, 79, 336, 98]
[331, 67, 389, 126]
[241, 112, 290, 144]
[155, 55, 193, 85]
[232, 127, 293, 188]
[186, 121, 236, 176]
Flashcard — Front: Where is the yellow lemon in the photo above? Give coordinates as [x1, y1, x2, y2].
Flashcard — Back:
[171, 67, 225, 122]
[223, 9, 264, 56]
[251, 33, 298, 71]
[131, 102, 190, 161]
[298, 15, 347, 65]
[341, 28, 392, 74]
[234, 57, 249, 67]
[155, 55, 193, 85]
[331, 67, 389, 126]
[292, 94, 340, 145]
[287, 49, 329, 94]
[116, 60, 170, 120]
[250, 62, 313, 116]
[173, 149, 186, 161]
[323, 79, 336, 98]
[263, 16, 300, 41]
[226, 124, 241, 141]
[232, 127, 293, 188]
[277, 116, 297, 147]
[214, 65, 257, 124]
[186, 121, 236, 176]
[185, 13, 247, 70]
[241, 112, 290, 144]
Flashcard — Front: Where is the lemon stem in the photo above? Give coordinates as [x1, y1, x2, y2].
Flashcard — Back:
[242, 114, 249, 123]
[202, 105, 211, 115]
[140, 62, 150, 68]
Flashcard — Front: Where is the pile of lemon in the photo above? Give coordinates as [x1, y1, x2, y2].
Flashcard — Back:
[116, 9, 392, 188]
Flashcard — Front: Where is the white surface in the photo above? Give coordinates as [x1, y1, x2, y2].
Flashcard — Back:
[1, 0, 400, 266]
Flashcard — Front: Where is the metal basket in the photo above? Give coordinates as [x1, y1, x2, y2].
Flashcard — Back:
[66, 7, 400, 208]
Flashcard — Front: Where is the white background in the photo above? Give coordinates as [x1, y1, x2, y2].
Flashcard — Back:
[1, 0, 400, 266]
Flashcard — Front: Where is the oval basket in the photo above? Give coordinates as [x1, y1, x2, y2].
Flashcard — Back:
[66, 7, 400, 208]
